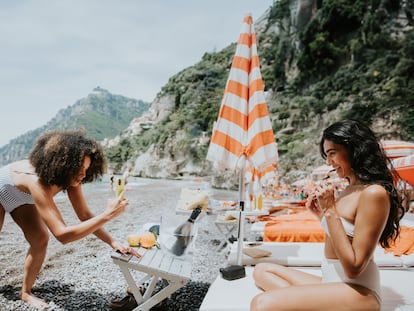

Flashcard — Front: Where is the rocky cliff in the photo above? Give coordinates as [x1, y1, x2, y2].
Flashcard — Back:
[104, 0, 413, 189]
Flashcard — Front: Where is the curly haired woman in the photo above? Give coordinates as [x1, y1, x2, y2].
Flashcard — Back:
[0, 130, 139, 309]
[251, 120, 405, 311]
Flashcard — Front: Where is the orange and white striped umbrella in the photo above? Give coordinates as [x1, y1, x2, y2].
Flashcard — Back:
[392, 154, 414, 186]
[246, 162, 278, 185]
[206, 14, 278, 266]
[381, 140, 414, 159]
[245, 162, 278, 203]
[207, 13, 278, 177]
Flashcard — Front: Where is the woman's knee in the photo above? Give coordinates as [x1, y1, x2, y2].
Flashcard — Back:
[251, 292, 280, 311]
[250, 295, 260, 311]
[27, 229, 49, 250]
[251, 294, 263, 311]
[0, 207, 4, 232]
[11, 205, 50, 249]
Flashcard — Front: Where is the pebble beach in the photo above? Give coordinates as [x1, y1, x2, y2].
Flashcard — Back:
[0, 177, 245, 311]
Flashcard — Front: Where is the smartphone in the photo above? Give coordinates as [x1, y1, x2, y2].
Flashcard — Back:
[115, 178, 125, 198]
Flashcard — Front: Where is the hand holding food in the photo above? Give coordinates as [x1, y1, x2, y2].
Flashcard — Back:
[306, 192, 324, 218]
[306, 182, 336, 218]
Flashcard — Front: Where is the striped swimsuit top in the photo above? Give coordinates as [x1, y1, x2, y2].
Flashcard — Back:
[0, 164, 35, 213]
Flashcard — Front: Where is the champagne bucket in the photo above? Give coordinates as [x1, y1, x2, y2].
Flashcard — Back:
[159, 213, 198, 258]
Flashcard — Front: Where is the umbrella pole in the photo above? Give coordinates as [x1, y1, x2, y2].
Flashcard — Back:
[236, 158, 246, 265]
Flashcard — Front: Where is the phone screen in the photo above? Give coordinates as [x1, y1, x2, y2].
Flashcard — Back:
[115, 178, 125, 198]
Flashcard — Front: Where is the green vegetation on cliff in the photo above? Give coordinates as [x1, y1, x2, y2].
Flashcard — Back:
[106, 0, 413, 178]
[0, 87, 150, 166]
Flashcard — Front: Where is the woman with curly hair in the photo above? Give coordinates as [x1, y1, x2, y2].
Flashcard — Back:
[0, 130, 139, 309]
[251, 119, 405, 311]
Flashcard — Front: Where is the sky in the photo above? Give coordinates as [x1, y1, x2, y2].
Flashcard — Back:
[0, 0, 273, 147]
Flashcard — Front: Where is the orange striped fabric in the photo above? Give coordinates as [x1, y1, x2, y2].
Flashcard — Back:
[246, 162, 278, 185]
[381, 140, 414, 159]
[392, 154, 414, 186]
[207, 13, 278, 174]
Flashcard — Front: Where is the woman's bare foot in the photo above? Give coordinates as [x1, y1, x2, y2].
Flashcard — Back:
[20, 292, 48, 309]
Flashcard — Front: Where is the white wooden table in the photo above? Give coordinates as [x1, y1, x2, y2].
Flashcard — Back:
[214, 218, 237, 251]
[111, 247, 192, 311]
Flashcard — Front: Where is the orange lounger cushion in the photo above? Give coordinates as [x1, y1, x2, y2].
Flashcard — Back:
[263, 211, 325, 242]
[385, 226, 414, 256]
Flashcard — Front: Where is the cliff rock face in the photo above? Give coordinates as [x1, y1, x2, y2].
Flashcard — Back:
[119, 0, 413, 189]
[149, 94, 176, 122]
[125, 1, 321, 186]
[3, 1, 410, 190]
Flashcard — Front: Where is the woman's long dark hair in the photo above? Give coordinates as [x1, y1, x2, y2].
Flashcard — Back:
[319, 119, 404, 248]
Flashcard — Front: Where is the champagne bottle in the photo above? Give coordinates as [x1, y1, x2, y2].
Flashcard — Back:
[258, 193, 263, 211]
[171, 206, 202, 256]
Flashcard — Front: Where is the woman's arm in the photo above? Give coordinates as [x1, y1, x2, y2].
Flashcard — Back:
[67, 186, 141, 257]
[67, 186, 120, 247]
[31, 183, 127, 244]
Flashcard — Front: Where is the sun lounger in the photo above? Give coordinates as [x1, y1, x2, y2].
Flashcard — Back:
[227, 241, 414, 267]
[199, 266, 414, 311]
[111, 248, 192, 311]
[252, 210, 325, 242]
[252, 210, 414, 243]
[203, 242, 414, 310]
[200, 213, 414, 310]
[234, 212, 414, 266]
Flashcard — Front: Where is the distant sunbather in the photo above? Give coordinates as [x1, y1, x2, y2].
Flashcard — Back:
[251, 120, 404, 311]
[0, 130, 140, 309]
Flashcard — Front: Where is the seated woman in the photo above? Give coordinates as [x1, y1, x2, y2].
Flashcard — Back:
[251, 120, 404, 311]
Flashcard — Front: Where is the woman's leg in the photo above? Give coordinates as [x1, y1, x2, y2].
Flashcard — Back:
[0, 206, 4, 232]
[11, 204, 50, 309]
[253, 262, 321, 290]
[250, 282, 380, 311]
